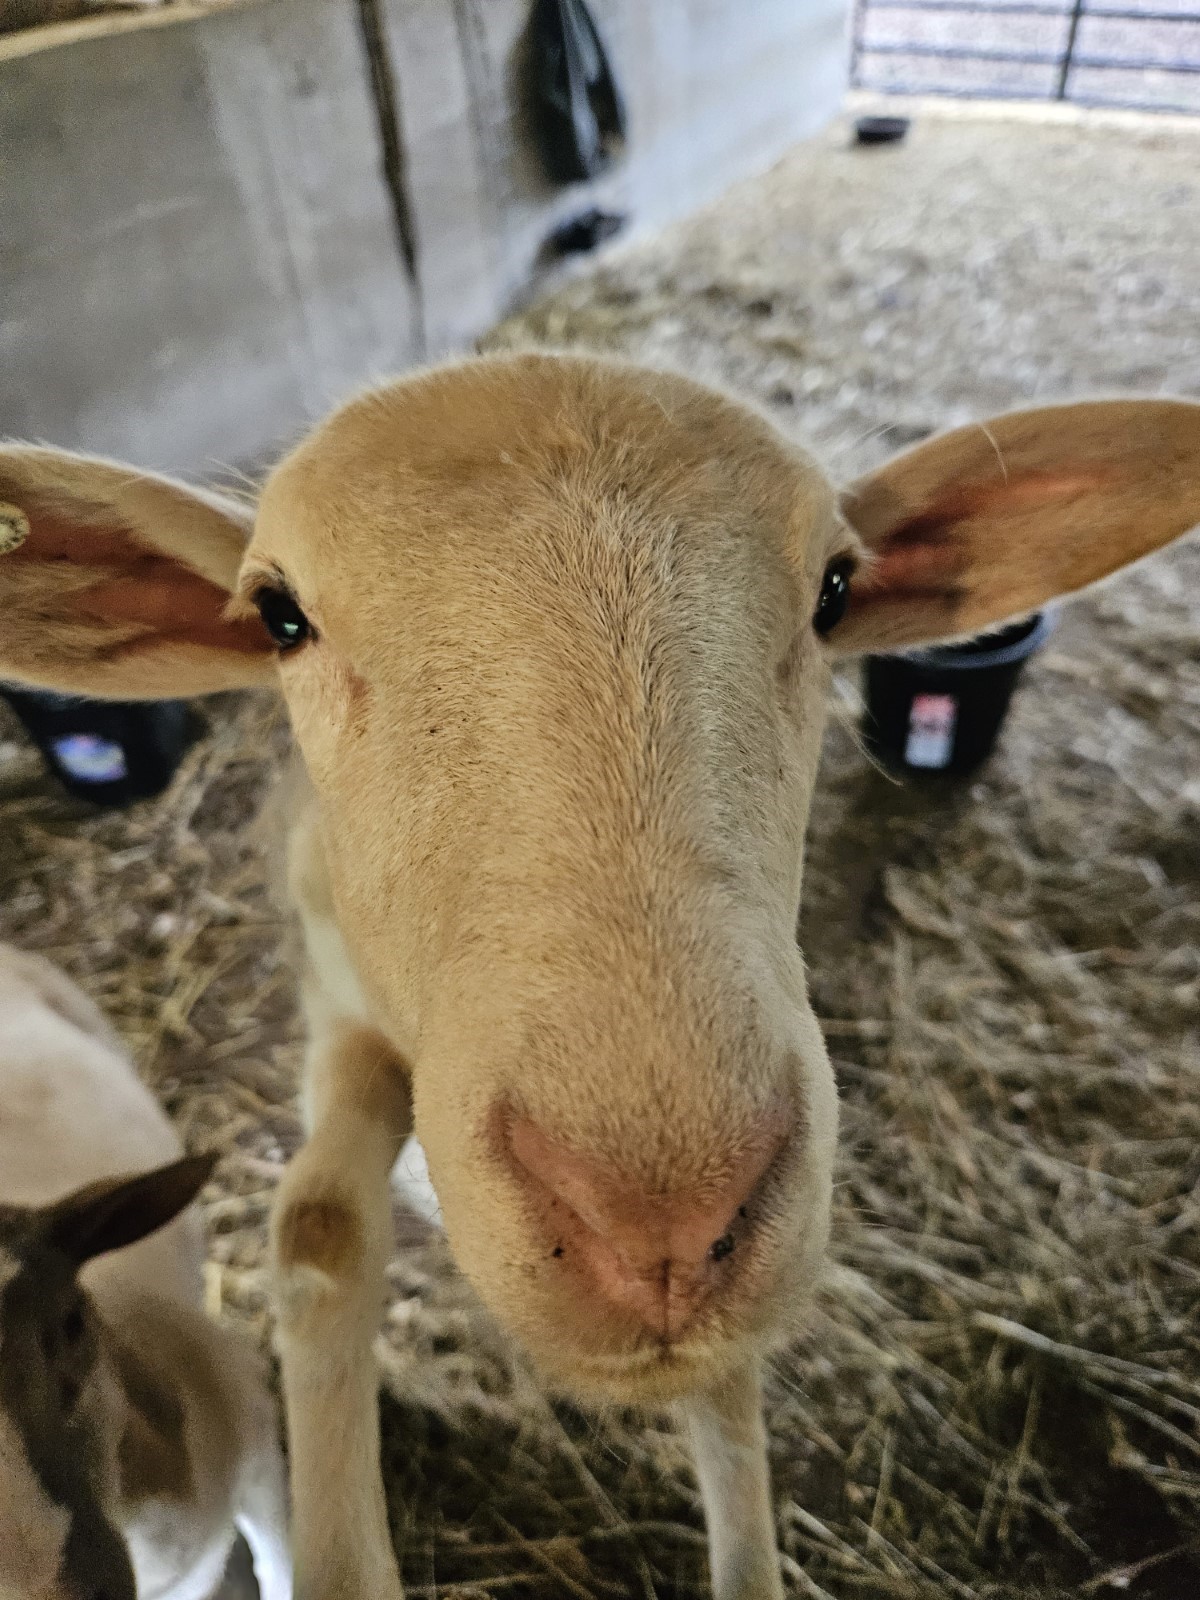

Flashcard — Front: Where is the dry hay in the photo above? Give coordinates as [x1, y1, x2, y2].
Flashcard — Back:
[1, 110, 1198, 1598]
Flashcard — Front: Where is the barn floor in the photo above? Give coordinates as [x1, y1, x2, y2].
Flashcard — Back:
[2, 107, 1198, 1598]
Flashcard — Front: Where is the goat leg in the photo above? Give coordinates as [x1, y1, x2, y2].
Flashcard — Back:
[682, 1357, 784, 1600]
[270, 1023, 412, 1600]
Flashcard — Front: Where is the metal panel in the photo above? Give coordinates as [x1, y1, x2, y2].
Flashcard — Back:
[851, 0, 1200, 111]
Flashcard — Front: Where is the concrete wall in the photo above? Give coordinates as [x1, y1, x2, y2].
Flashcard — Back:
[389, 0, 851, 355]
[0, 0, 421, 474]
[0, 0, 849, 476]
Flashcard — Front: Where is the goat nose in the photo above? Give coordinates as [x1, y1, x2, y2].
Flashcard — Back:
[507, 1114, 789, 1340]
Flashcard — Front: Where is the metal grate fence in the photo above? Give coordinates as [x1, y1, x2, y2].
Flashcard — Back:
[851, 0, 1200, 113]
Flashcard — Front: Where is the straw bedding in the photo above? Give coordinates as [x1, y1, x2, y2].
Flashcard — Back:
[1, 110, 1197, 1597]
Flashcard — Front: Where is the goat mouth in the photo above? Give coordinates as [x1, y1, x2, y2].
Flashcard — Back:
[546, 1332, 760, 1406]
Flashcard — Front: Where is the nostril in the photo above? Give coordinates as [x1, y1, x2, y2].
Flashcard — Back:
[709, 1232, 736, 1263]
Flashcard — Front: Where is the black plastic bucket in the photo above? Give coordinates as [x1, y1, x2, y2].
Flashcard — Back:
[1, 687, 193, 807]
[862, 610, 1055, 777]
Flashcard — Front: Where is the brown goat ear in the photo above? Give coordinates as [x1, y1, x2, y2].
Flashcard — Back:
[0, 445, 276, 698]
[832, 399, 1200, 653]
[45, 1154, 217, 1267]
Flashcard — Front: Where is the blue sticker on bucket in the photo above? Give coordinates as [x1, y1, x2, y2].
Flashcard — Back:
[904, 694, 957, 769]
[52, 734, 128, 784]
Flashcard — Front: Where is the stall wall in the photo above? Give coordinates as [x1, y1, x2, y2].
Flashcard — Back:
[0, 0, 849, 474]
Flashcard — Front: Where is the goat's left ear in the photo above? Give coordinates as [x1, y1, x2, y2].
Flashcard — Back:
[45, 1153, 218, 1266]
[832, 399, 1200, 653]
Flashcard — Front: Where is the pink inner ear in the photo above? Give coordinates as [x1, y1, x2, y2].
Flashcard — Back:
[8, 502, 272, 659]
[859, 466, 1105, 601]
[861, 532, 959, 602]
[88, 569, 271, 657]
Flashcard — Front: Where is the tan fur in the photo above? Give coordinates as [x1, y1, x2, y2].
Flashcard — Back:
[1, 354, 1198, 1600]
[276, 1195, 363, 1282]
[0, 1401, 73, 1600]
[270, 1024, 411, 1600]
[0, 946, 291, 1600]
[112, 1331, 196, 1507]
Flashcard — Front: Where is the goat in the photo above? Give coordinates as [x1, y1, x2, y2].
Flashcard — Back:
[1, 353, 1197, 1598]
[0, 942, 291, 1600]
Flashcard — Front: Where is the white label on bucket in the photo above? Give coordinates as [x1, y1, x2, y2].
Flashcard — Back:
[52, 734, 128, 784]
[904, 693, 957, 769]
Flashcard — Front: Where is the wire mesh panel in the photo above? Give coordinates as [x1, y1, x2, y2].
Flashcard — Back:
[851, 0, 1200, 112]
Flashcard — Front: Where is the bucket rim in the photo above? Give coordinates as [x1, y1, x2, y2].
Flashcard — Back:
[897, 607, 1058, 672]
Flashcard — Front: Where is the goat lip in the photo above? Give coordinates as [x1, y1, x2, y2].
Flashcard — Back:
[547, 1337, 734, 1404]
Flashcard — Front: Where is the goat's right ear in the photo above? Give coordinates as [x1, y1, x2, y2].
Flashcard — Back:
[45, 1153, 218, 1266]
[0, 446, 277, 699]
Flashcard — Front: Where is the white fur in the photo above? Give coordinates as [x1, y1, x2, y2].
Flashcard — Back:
[0, 945, 292, 1600]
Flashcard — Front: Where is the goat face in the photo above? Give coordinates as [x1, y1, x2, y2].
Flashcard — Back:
[246, 359, 845, 1398]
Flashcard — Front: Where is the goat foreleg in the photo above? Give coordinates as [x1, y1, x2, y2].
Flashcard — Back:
[270, 1023, 412, 1600]
[682, 1357, 784, 1600]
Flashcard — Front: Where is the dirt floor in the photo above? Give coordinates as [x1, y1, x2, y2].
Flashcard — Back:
[1, 108, 1198, 1598]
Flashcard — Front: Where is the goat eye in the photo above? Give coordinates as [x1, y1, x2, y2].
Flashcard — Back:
[813, 557, 854, 636]
[254, 587, 312, 650]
